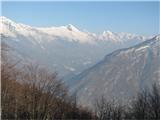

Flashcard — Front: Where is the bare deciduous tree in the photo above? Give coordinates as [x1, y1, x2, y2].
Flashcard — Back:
[129, 84, 160, 119]
[94, 96, 124, 120]
[1, 42, 93, 119]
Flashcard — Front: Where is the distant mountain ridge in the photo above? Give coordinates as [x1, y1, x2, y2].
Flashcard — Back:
[0, 16, 149, 43]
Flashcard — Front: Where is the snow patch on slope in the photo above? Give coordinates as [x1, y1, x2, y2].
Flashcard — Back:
[136, 45, 149, 51]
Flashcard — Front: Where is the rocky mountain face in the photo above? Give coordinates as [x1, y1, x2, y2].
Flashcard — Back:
[71, 36, 160, 108]
[0, 16, 149, 79]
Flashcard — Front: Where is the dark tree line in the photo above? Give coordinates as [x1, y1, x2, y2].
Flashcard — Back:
[94, 84, 160, 120]
[1, 42, 160, 120]
[95, 96, 124, 120]
[127, 84, 160, 119]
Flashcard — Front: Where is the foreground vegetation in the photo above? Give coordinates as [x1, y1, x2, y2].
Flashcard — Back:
[1, 43, 93, 119]
[1, 43, 160, 119]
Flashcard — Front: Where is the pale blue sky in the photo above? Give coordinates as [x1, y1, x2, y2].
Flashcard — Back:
[1, 1, 159, 36]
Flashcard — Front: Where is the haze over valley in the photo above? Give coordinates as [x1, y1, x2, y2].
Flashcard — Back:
[1, 1, 159, 119]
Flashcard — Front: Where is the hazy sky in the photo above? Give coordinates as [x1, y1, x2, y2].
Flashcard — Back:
[1, 1, 159, 36]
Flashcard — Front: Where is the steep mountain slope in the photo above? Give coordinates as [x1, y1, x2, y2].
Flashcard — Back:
[71, 36, 160, 108]
[0, 16, 149, 79]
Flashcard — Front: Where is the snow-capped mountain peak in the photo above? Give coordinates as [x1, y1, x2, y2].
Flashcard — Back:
[1, 16, 16, 25]
[0, 16, 18, 37]
[103, 30, 113, 35]
[153, 35, 160, 40]
[100, 30, 118, 41]
[66, 24, 79, 32]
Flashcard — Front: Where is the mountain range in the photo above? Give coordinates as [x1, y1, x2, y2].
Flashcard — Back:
[0, 16, 150, 80]
[1, 16, 159, 108]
